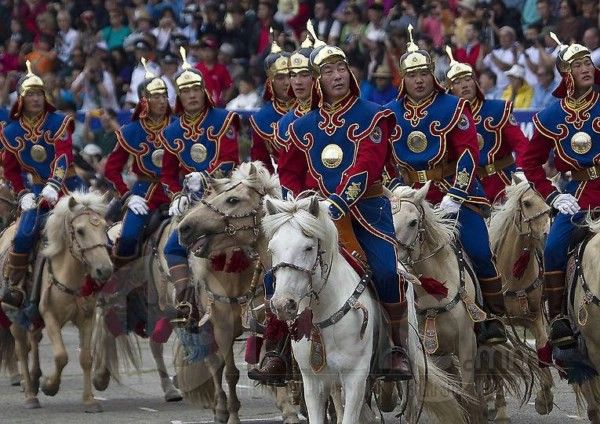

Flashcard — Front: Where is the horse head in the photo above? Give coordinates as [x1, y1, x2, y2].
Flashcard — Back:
[510, 175, 551, 241]
[178, 162, 278, 257]
[43, 192, 113, 282]
[263, 196, 336, 322]
[390, 183, 431, 262]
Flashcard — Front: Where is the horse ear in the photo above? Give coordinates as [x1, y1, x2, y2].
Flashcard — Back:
[68, 196, 78, 211]
[265, 199, 278, 215]
[248, 163, 257, 176]
[309, 197, 320, 218]
[512, 173, 523, 185]
[414, 181, 431, 204]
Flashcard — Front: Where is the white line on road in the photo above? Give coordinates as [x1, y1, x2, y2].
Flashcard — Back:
[138, 407, 158, 412]
[567, 415, 585, 420]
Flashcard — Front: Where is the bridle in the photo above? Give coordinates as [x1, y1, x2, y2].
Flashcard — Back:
[66, 208, 109, 266]
[268, 239, 330, 305]
[191, 182, 265, 255]
[513, 187, 551, 240]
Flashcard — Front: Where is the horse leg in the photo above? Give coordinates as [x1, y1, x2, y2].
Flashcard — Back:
[28, 330, 42, 395]
[149, 340, 182, 402]
[224, 345, 241, 424]
[341, 372, 368, 424]
[274, 385, 300, 424]
[459, 334, 484, 424]
[8, 355, 21, 387]
[11, 325, 39, 408]
[206, 354, 229, 423]
[330, 382, 344, 424]
[92, 328, 114, 392]
[78, 316, 102, 412]
[301, 375, 327, 424]
[493, 386, 509, 423]
[530, 314, 554, 415]
[40, 312, 67, 397]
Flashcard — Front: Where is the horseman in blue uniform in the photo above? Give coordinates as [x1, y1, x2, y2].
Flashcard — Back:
[249, 34, 292, 174]
[275, 30, 412, 381]
[161, 48, 240, 323]
[104, 59, 172, 271]
[0, 61, 86, 308]
[385, 26, 507, 345]
[444, 47, 528, 203]
[522, 34, 600, 349]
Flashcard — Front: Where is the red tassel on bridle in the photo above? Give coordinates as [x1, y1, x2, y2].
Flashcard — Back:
[210, 253, 227, 271]
[80, 276, 102, 297]
[224, 248, 253, 273]
[512, 247, 531, 279]
[419, 276, 448, 300]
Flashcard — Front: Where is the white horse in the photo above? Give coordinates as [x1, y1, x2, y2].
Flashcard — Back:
[263, 195, 469, 423]
[489, 177, 554, 417]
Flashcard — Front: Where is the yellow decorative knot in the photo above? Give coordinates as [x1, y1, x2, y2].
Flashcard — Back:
[345, 182, 362, 201]
[456, 168, 470, 189]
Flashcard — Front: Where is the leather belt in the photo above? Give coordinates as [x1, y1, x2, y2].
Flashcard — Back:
[572, 165, 600, 181]
[31, 167, 77, 185]
[137, 176, 161, 184]
[478, 155, 515, 178]
[401, 161, 458, 184]
[362, 181, 383, 199]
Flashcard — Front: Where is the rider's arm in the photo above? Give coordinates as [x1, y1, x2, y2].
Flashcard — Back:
[47, 115, 75, 192]
[1, 149, 26, 195]
[249, 122, 275, 174]
[277, 136, 307, 198]
[521, 126, 557, 203]
[160, 148, 183, 199]
[500, 102, 528, 170]
[104, 132, 131, 197]
[212, 116, 240, 178]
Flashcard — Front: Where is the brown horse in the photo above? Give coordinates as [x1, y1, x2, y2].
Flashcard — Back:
[0, 192, 113, 411]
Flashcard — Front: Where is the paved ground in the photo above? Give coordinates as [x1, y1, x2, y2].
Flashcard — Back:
[0, 325, 591, 423]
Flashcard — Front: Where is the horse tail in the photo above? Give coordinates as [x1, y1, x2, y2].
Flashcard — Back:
[405, 283, 471, 424]
[173, 343, 215, 408]
[92, 304, 142, 384]
[0, 326, 15, 372]
[475, 331, 545, 406]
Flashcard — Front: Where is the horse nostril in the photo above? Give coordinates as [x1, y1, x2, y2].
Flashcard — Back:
[286, 299, 297, 312]
[179, 224, 191, 237]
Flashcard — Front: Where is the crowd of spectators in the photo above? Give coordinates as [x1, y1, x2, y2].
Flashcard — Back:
[0, 0, 599, 165]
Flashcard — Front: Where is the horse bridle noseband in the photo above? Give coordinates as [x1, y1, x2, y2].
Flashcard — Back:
[67, 209, 109, 266]
[513, 187, 551, 239]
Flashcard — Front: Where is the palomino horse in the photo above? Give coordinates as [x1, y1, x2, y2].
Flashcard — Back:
[0, 179, 17, 230]
[0, 192, 113, 411]
[176, 162, 301, 424]
[489, 177, 553, 417]
[92, 218, 183, 403]
[178, 161, 470, 423]
[390, 183, 543, 423]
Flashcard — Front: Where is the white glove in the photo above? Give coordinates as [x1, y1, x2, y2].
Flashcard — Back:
[183, 172, 206, 193]
[169, 195, 189, 216]
[127, 194, 149, 215]
[439, 195, 461, 215]
[552, 193, 580, 215]
[41, 185, 59, 205]
[19, 193, 36, 211]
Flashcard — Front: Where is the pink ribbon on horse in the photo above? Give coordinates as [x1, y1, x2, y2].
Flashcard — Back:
[419, 276, 449, 300]
[150, 317, 173, 343]
[79, 276, 102, 297]
[0, 306, 11, 329]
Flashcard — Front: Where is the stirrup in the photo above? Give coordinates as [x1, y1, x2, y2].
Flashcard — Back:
[170, 301, 193, 328]
[0, 285, 26, 309]
[248, 352, 287, 386]
[549, 316, 576, 348]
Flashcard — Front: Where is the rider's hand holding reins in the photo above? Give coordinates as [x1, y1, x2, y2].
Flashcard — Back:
[127, 194, 149, 215]
[169, 195, 189, 216]
[183, 171, 208, 193]
[19, 192, 36, 211]
[439, 195, 461, 215]
[551, 193, 580, 215]
[41, 184, 59, 206]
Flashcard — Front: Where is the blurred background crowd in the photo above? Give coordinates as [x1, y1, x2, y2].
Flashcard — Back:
[0, 0, 599, 176]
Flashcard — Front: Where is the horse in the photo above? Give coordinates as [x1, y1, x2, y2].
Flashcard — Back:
[0, 179, 17, 230]
[178, 161, 470, 423]
[0, 191, 113, 411]
[489, 176, 554, 417]
[92, 217, 183, 403]
[389, 183, 544, 422]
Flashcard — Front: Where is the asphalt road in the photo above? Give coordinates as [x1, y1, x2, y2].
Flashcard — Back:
[0, 325, 591, 423]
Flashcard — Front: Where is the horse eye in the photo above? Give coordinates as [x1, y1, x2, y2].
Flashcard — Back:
[523, 200, 531, 208]
[305, 246, 313, 252]
[409, 219, 418, 228]
[227, 196, 239, 204]
[77, 228, 85, 236]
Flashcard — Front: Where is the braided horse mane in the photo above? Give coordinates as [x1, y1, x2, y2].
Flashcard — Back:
[43, 191, 108, 258]
[210, 161, 281, 199]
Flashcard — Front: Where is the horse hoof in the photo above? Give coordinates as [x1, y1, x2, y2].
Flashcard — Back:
[164, 388, 183, 402]
[283, 417, 300, 424]
[25, 397, 41, 409]
[214, 410, 229, 423]
[227, 417, 241, 424]
[93, 372, 111, 392]
[172, 374, 179, 389]
[84, 401, 103, 413]
[41, 378, 59, 397]
[535, 396, 553, 415]
[10, 374, 22, 387]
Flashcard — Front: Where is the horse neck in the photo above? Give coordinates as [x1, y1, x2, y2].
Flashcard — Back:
[303, 254, 359, 323]
[48, 249, 87, 289]
[412, 239, 462, 304]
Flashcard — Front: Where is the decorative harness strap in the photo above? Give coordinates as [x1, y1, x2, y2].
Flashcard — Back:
[575, 236, 599, 326]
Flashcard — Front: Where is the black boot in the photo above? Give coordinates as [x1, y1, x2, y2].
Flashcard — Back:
[0, 251, 29, 308]
[545, 272, 575, 348]
[479, 276, 508, 345]
[380, 302, 412, 381]
[248, 311, 288, 386]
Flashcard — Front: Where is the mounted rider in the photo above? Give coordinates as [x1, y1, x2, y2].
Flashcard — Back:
[385, 25, 507, 345]
[0, 61, 86, 308]
[161, 47, 240, 323]
[249, 32, 292, 174]
[275, 28, 412, 381]
[104, 59, 172, 271]
[521, 34, 600, 349]
[444, 47, 528, 203]
[247, 27, 319, 385]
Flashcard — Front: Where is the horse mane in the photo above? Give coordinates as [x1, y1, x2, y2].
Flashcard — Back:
[392, 186, 458, 248]
[43, 191, 108, 258]
[488, 181, 531, 243]
[211, 161, 281, 199]
[262, 196, 339, 264]
[587, 212, 600, 234]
